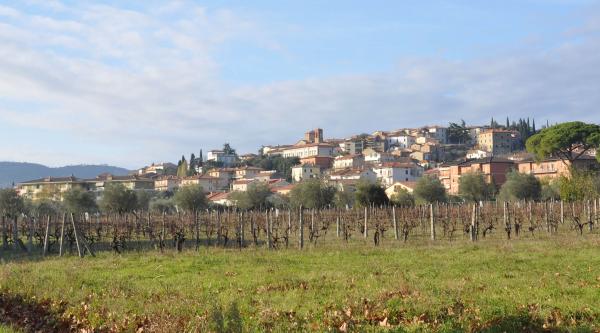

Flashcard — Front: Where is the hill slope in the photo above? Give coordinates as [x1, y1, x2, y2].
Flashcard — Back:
[0, 162, 130, 188]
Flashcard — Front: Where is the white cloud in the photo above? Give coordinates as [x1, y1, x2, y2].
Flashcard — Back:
[0, 2, 599, 168]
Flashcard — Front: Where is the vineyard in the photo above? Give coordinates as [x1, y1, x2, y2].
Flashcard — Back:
[1, 201, 600, 332]
[2, 200, 600, 258]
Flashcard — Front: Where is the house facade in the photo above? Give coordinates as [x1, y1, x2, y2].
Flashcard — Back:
[180, 175, 220, 192]
[517, 155, 599, 180]
[291, 164, 321, 182]
[477, 129, 519, 156]
[332, 154, 365, 170]
[440, 157, 515, 194]
[371, 162, 424, 187]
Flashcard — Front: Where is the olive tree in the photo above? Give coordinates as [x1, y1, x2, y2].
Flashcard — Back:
[289, 179, 336, 209]
[458, 172, 495, 202]
[355, 181, 389, 207]
[99, 183, 137, 215]
[174, 185, 208, 213]
[63, 187, 97, 214]
[0, 189, 25, 250]
[413, 176, 446, 203]
[498, 171, 541, 202]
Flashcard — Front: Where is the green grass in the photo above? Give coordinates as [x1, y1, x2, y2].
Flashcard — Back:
[1, 238, 600, 332]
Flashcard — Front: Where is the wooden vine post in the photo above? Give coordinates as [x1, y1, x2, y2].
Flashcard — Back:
[392, 206, 398, 240]
[429, 204, 435, 241]
[299, 206, 304, 249]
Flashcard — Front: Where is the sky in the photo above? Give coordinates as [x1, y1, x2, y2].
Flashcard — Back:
[1, 0, 600, 168]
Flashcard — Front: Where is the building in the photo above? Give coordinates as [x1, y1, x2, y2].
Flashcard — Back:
[90, 174, 155, 194]
[439, 157, 515, 194]
[339, 139, 364, 155]
[207, 192, 234, 206]
[363, 148, 399, 164]
[291, 164, 321, 182]
[328, 168, 377, 183]
[385, 181, 417, 199]
[207, 150, 238, 166]
[231, 179, 257, 192]
[154, 175, 180, 192]
[371, 162, 424, 187]
[333, 154, 365, 170]
[386, 135, 415, 150]
[466, 149, 489, 160]
[517, 155, 599, 180]
[207, 168, 237, 190]
[233, 166, 264, 180]
[273, 184, 296, 196]
[180, 174, 220, 192]
[17, 174, 155, 201]
[17, 176, 91, 201]
[138, 162, 177, 176]
[304, 128, 324, 144]
[281, 143, 335, 159]
[427, 126, 448, 144]
[477, 129, 519, 156]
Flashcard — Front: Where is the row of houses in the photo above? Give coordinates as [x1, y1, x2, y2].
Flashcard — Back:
[431, 154, 599, 194]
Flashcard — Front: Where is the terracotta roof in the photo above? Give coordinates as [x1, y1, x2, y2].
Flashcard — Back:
[19, 176, 81, 185]
[233, 179, 256, 185]
[207, 192, 231, 201]
[335, 154, 362, 160]
[376, 162, 420, 169]
[93, 174, 152, 182]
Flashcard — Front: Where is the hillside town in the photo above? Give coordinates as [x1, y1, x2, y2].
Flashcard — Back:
[15, 119, 599, 206]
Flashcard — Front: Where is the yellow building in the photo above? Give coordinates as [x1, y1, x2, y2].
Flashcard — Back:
[17, 176, 92, 201]
[477, 129, 518, 156]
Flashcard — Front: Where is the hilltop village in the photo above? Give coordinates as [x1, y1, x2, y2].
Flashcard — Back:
[16, 119, 599, 205]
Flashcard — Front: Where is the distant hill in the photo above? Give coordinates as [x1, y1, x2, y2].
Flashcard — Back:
[0, 162, 131, 188]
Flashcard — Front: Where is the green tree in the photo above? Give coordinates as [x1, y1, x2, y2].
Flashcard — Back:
[229, 182, 272, 210]
[174, 185, 208, 213]
[526, 121, 600, 165]
[413, 176, 446, 203]
[498, 171, 541, 202]
[334, 188, 355, 208]
[458, 172, 494, 202]
[447, 120, 470, 144]
[0, 189, 25, 219]
[149, 197, 175, 214]
[390, 188, 415, 207]
[223, 143, 236, 155]
[245, 155, 300, 182]
[63, 187, 97, 214]
[289, 179, 336, 209]
[557, 170, 600, 202]
[32, 199, 62, 216]
[355, 182, 389, 207]
[135, 190, 154, 212]
[99, 183, 137, 215]
[177, 156, 189, 177]
[0, 189, 25, 250]
[540, 180, 560, 201]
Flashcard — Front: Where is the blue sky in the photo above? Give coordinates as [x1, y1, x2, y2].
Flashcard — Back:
[1, 0, 600, 168]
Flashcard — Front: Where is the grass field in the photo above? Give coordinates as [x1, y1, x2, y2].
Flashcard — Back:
[1, 237, 600, 332]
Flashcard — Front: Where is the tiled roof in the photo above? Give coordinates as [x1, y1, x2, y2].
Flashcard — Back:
[18, 176, 81, 184]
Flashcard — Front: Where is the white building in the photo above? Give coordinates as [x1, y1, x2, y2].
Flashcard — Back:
[282, 144, 335, 159]
[332, 154, 365, 170]
[207, 150, 238, 166]
[291, 164, 321, 182]
[363, 148, 398, 164]
[466, 149, 489, 160]
[386, 135, 416, 150]
[371, 162, 424, 187]
[427, 126, 448, 144]
[328, 168, 377, 183]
